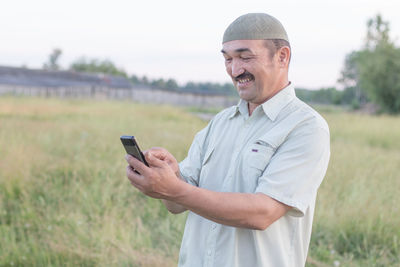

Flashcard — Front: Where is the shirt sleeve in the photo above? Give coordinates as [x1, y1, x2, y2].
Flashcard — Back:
[255, 126, 330, 217]
[179, 121, 212, 187]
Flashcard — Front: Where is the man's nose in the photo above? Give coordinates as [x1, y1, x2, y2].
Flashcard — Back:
[231, 59, 245, 78]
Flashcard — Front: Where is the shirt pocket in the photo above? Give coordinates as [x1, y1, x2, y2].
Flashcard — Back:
[240, 140, 276, 192]
[247, 140, 276, 171]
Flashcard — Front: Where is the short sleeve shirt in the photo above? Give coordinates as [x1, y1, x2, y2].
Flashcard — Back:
[178, 83, 330, 267]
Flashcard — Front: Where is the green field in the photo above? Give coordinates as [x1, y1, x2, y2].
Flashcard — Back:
[0, 97, 399, 266]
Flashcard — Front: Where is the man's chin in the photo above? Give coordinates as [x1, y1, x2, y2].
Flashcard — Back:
[238, 91, 255, 102]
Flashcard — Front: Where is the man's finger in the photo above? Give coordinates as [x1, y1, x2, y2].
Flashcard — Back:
[126, 166, 145, 190]
[125, 154, 150, 176]
[126, 165, 146, 188]
[146, 152, 168, 168]
[145, 147, 167, 160]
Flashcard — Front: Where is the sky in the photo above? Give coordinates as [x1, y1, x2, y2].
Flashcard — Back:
[1, 0, 400, 89]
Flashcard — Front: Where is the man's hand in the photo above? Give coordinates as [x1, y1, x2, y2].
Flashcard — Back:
[143, 147, 180, 177]
[125, 149, 185, 200]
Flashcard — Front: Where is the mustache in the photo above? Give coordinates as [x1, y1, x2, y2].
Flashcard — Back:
[234, 72, 254, 81]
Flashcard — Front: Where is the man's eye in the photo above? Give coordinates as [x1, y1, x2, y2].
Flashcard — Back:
[241, 57, 251, 61]
[225, 58, 232, 63]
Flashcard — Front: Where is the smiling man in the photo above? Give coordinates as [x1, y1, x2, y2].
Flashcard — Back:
[125, 13, 330, 267]
[221, 38, 290, 115]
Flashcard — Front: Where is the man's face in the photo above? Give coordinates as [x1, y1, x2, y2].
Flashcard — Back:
[221, 39, 283, 105]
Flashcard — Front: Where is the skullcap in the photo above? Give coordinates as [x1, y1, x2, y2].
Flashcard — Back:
[223, 13, 289, 43]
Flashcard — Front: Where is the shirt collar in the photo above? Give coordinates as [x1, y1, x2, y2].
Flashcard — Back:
[261, 83, 296, 121]
[229, 98, 248, 119]
[229, 83, 296, 121]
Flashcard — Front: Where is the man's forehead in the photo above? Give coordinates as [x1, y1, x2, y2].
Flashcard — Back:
[221, 39, 265, 54]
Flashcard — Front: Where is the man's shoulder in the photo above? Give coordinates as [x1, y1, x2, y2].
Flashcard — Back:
[285, 97, 329, 134]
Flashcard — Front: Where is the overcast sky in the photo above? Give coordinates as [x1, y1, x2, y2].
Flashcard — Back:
[1, 0, 399, 89]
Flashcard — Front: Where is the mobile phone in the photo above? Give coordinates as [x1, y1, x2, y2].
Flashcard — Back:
[120, 135, 149, 167]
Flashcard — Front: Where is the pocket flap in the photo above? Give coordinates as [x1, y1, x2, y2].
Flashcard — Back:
[247, 142, 276, 171]
[256, 130, 285, 149]
[202, 145, 215, 166]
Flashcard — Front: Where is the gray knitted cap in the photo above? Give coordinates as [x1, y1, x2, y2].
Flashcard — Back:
[223, 13, 289, 43]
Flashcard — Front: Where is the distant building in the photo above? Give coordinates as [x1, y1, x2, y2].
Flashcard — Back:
[0, 65, 237, 108]
[0, 65, 132, 89]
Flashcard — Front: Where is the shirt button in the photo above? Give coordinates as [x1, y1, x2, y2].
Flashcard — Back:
[207, 249, 212, 256]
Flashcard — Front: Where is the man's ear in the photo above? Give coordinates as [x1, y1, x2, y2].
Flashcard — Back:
[278, 46, 290, 67]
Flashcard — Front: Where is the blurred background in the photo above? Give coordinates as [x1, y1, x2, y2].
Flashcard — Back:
[1, 0, 399, 266]
[1, 0, 399, 88]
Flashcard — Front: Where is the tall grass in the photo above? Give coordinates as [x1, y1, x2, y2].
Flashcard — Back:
[0, 97, 205, 266]
[0, 97, 399, 266]
[309, 112, 400, 267]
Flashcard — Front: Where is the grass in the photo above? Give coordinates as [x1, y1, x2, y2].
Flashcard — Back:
[308, 112, 400, 267]
[0, 96, 204, 266]
[0, 96, 399, 266]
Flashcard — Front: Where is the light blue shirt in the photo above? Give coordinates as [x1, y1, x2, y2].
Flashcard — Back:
[178, 83, 330, 267]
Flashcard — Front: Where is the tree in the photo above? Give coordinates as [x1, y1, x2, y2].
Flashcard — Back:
[365, 14, 390, 50]
[338, 51, 368, 106]
[339, 15, 400, 113]
[360, 45, 400, 113]
[43, 48, 62, 70]
[141, 76, 149, 85]
[69, 57, 127, 77]
[165, 79, 179, 90]
[151, 78, 166, 89]
[359, 15, 400, 113]
[130, 74, 140, 84]
[295, 87, 344, 105]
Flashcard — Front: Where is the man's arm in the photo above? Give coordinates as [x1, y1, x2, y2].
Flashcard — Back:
[161, 172, 187, 215]
[125, 151, 290, 230]
[161, 199, 187, 214]
[171, 183, 290, 230]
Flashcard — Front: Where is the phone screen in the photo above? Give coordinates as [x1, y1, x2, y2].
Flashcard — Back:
[120, 135, 149, 166]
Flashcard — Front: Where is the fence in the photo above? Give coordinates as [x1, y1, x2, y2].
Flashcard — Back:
[0, 85, 238, 109]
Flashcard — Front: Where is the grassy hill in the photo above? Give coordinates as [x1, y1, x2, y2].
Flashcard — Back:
[0, 97, 399, 266]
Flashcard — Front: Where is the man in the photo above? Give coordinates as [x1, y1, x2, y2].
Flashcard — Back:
[125, 13, 330, 267]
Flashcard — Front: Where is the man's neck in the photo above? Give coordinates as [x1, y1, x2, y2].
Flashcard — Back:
[247, 81, 290, 116]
